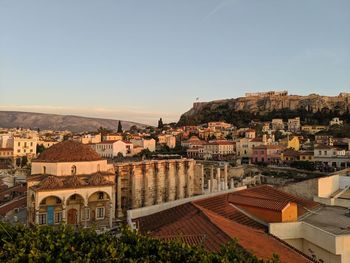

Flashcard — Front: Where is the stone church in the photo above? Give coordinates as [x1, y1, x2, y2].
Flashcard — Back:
[27, 141, 116, 230]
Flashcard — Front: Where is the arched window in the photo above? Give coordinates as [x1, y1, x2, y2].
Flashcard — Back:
[43, 166, 46, 174]
[71, 165, 77, 175]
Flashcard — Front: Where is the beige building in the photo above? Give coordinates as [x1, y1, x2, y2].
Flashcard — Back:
[235, 130, 266, 160]
[203, 140, 235, 159]
[12, 136, 37, 159]
[130, 138, 156, 152]
[114, 159, 199, 217]
[92, 140, 134, 158]
[27, 141, 116, 230]
[0, 148, 13, 159]
[81, 133, 102, 144]
[158, 134, 176, 149]
[271, 173, 350, 263]
[103, 133, 123, 142]
[37, 140, 58, 149]
[301, 125, 327, 134]
[207, 121, 232, 130]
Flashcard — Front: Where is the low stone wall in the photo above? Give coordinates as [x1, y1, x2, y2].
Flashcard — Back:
[279, 178, 319, 200]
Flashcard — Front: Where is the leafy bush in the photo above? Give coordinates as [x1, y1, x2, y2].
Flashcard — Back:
[0, 223, 279, 262]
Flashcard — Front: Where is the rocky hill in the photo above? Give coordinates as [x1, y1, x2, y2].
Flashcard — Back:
[178, 92, 350, 126]
[0, 111, 148, 132]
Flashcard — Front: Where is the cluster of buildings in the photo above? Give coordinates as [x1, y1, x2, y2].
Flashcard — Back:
[180, 118, 350, 171]
[1, 112, 350, 262]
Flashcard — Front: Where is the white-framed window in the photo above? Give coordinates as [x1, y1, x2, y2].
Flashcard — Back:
[96, 207, 105, 220]
[54, 211, 62, 224]
[39, 213, 47, 225]
[82, 208, 90, 221]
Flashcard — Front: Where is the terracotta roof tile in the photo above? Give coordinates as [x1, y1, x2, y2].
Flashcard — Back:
[228, 195, 290, 211]
[193, 194, 266, 230]
[34, 141, 101, 162]
[134, 194, 311, 262]
[199, 206, 310, 262]
[229, 185, 320, 217]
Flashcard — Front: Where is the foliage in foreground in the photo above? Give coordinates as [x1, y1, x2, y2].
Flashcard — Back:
[0, 223, 279, 262]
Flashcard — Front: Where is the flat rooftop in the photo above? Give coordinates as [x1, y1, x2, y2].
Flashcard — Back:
[301, 206, 350, 235]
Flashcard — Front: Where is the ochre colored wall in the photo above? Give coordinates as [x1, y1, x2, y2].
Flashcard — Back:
[237, 202, 297, 223]
[236, 204, 282, 223]
[281, 203, 298, 222]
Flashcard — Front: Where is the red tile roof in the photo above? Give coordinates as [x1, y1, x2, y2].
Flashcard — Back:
[200, 207, 310, 262]
[34, 141, 101, 162]
[135, 202, 230, 252]
[193, 194, 265, 230]
[229, 185, 320, 217]
[228, 195, 291, 211]
[134, 193, 311, 262]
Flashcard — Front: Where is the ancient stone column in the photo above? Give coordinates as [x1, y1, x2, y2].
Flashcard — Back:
[167, 161, 176, 201]
[230, 178, 234, 189]
[156, 162, 166, 204]
[187, 161, 195, 197]
[35, 208, 39, 224]
[217, 167, 221, 192]
[84, 205, 88, 228]
[201, 164, 204, 193]
[143, 163, 150, 207]
[109, 202, 113, 228]
[133, 165, 143, 208]
[145, 162, 156, 206]
[224, 164, 228, 190]
[116, 169, 123, 218]
[130, 165, 137, 209]
[210, 166, 214, 193]
[177, 161, 185, 199]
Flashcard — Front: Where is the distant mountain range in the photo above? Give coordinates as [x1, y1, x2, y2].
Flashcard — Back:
[0, 111, 148, 132]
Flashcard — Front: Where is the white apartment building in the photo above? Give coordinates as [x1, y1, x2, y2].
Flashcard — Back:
[12, 137, 37, 158]
[92, 140, 134, 158]
[81, 133, 102, 144]
[203, 141, 235, 159]
[314, 144, 350, 169]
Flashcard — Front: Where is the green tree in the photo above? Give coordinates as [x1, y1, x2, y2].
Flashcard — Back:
[158, 118, 164, 129]
[15, 158, 21, 167]
[21, 156, 28, 167]
[117, 121, 123, 133]
[0, 223, 279, 262]
[36, 144, 45, 154]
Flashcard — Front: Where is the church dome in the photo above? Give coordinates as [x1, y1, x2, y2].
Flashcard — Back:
[34, 141, 102, 162]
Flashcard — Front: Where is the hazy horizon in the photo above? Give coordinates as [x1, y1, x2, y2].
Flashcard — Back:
[1, 0, 350, 125]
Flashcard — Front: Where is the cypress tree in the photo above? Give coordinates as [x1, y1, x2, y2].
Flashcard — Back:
[117, 121, 123, 133]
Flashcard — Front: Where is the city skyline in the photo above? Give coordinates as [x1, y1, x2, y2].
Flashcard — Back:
[1, 0, 350, 125]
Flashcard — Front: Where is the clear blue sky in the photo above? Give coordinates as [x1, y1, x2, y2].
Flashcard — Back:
[1, 0, 350, 125]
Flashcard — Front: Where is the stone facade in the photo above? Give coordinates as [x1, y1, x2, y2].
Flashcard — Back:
[27, 141, 116, 230]
[114, 159, 199, 217]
